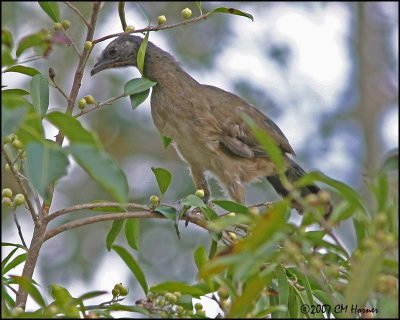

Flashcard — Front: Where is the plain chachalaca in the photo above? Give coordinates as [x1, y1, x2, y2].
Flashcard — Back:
[91, 35, 332, 215]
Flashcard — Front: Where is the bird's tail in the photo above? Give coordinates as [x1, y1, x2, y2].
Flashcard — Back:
[266, 158, 332, 217]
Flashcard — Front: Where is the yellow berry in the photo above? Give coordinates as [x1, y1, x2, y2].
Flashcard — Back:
[305, 194, 320, 207]
[84, 41, 93, 50]
[2, 197, 13, 207]
[5, 164, 11, 172]
[2, 188, 13, 199]
[12, 139, 23, 150]
[150, 195, 160, 206]
[318, 190, 331, 203]
[195, 189, 205, 198]
[228, 232, 237, 240]
[84, 95, 96, 105]
[62, 20, 71, 30]
[53, 22, 63, 31]
[248, 206, 259, 216]
[125, 25, 135, 32]
[78, 98, 87, 109]
[196, 309, 206, 317]
[14, 194, 25, 206]
[173, 291, 182, 299]
[112, 288, 119, 297]
[181, 8, 192, 20]
[226, 212, 236, 217]
[217, 287, 229, 300]
[194, 302, 203, 310]
[157, 15, 167, 25]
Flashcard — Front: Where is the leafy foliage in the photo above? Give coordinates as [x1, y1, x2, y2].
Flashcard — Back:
[1, 2, 398, 319]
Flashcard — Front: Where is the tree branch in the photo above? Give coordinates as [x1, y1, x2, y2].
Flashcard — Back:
[55, 1, 102, 145]
[64, 1, 90, 28]
[45, 201, 150, 223]
[92, 12, 212, 44]
[74, 93, 125, 118]
[1, 146, 39, 224]
[44, 210, 209, 242]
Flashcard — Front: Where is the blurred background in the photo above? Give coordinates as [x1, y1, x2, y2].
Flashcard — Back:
[2, 1, 398, 315]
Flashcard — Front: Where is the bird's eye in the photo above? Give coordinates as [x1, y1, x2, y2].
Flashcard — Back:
[109, 47, 117, 56]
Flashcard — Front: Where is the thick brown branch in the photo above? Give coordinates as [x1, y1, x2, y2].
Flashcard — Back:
[44, 210, 209, 241]
[92, 12, 211, 44]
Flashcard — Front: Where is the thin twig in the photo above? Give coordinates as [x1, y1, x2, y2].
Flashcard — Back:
[74, 93, 125, 118]
[44, 210, 209, 241]
[64, 1, 90, 27]
[62, 30, 82, 58]
[49, 69, 70, 101]
[13, 208, 28, 249]
[1, 146, 38, 224]
[45, 201, 150, 222]
[118, 2, 127, 31]
[56, 1, 102, 146]
[15, 169, 42, 214]
[92, 12, 212, 44]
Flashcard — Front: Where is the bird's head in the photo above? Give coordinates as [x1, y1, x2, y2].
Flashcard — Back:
[91, 35, 143, 76]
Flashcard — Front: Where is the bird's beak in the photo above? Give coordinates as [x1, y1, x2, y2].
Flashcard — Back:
[90, 61, 102, 76]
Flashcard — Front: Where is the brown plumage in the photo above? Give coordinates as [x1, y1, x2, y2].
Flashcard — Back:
[91, 35, 331, 215]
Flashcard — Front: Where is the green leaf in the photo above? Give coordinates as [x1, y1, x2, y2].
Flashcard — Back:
[5, 65, 40, 77]
[380, 149, 398, 172]
[330, 201, 356, 223]
[208, 214, 253, 232]
[106, 220, 124, 251]
[2, 45, 15, 66]
[125, 219, 140, 251]
[1, 242, 27, 250]
[25, 140, 69, 201]
[151, 167, 172, 196]
[181, 194, 206, 208]
[296, 171, 368, 215]
[312, 290, 341, 318]
[38, 1, 61, 22]
[2, 248, 19, 271]
[137, 32, 150, 75]
[176, 294, 193, 310]
[344, 250, 383, 316]
[155, 205, 176, 220]
[107, 303, 150, 315]
[195, 1, 202, 15]
[229, 272, 274, 317]
[234, 201, 289, 253]
[16, 103, 45, 143]
[288, 287, 299, 318]
[30, 74, 49, 118]
[46, 112, 98, 145]
[211, 7, 254, 21]
[67, 144, 129, 203]
[208, 240, 217, 259]
[212, 199, 249, 214]
[77, 290, 108, 301]
[242, 113, 285, 173]
[112, 245, 148, 294]
[124, 77, 156, 96]
[194, 245, 208, 271]
[150, 281, 206, 297]
[16, 31, 49, 57]
[10, 276, 46, 307]
[130, 89, 150, 109]
[2, 253, 27, 275]
[1, 100, 27, 138]
[2, 29, 13, 48]
[160, 134, 172, 149]
[276, 265, 289, 318]
[2, 89, 30, 97]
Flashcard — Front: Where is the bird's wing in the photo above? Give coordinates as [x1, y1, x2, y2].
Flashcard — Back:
[202, 85, 295, 158]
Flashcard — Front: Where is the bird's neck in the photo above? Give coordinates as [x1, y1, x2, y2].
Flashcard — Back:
[142, 43, 198, 87]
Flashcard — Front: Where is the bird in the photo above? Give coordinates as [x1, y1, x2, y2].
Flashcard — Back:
[91, 34, 332, 216]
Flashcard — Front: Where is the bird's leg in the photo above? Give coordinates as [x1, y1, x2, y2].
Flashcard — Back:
[227, 179, 245, 204]
[190, 167, 211, 203]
